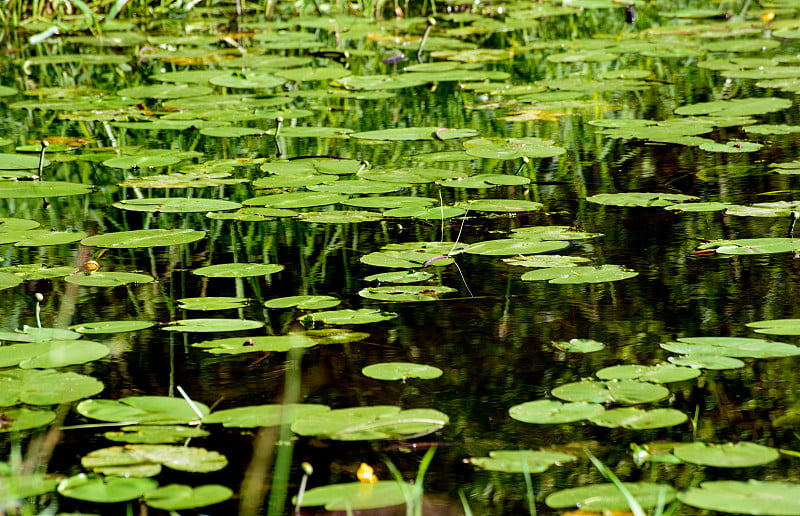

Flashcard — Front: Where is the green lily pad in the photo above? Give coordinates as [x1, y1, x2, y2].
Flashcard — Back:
[113, 198, 241, 213]
[660, 337, 800, 358]
[674, 442, 779, 467]
[81, 229, 206, 248]
[746, 319, 800, 335]
[0, 264, 73, 281]
[104, 425, 210, 444]
[675, 97, 792, 117]
[0, 369, 103, 405]
[586, 192, 699, 207]
[589, 407, 688, 429]
[363, 271, 433, 283]
[294, 481, 406, 511]
[350, 127, 479, 141]
[503, 255, 591, 268]
[358, 285, 456, 302]
[0, 272, 22, 290]
[204, 403, 330, 427]
[58, 475, 158, 503]
[459, 199, 544, 213]
[298, 210, 384, 223]
[243, 192, 348, 208]
[0, 153, 50, 170]
[342, 196, 434, 208]
[300, 309, 397, 325]
[362, 362, 443, 381]
[668, 354, 746, 370]
[697, 238, 800, 255]
[177, 297, 249, 311]
[192, 334, 318, 354]
[291, 406, 449, 440]
[546, 482, 676, 511]
[470, 450, 576, 473]
[102, 155, 183, 169]
[161, 318, 264, 333]
[678, 481, 800, 515]
[264, 295, 340, 310]
[464, 239, 569, 256]
[145, 484, 233, 510]
[521, 264, 638, 284]
[551, 380, 669, 404]
[0, 407, 55, 432]
[552, 339, 605, 353]
[463, 137, 566, 159]
[65, 272, 155, 287]
[440, 174, 531, 188]
[595, 363, 700, 383]
[76, 396, 210, 424]
[509, 400, 605, 424]
[0, 218, 40, 231]
[193, 263, 284, 277]
[0, 181, 93, 198]
[9, 230, 86, 247]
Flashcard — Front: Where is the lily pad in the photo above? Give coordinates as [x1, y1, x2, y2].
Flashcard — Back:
[264, 295, 340, 310]
[300, 309, 397, 325]
[509, 400, 605, 424]
[76, 396, 210, 424]
[291, 406, 449, 440]
[674, 442, 779, 467]
[595, 363, 700, 383]
[104, 425, 210, 444]
[362, 362, 443, 381]
[294, 481, 406, 511]
[551, 380, 669, 404]
[552, 339, 605, 353]
[350, 127, 479, 141]
[65, 272, 155, 287]
[521, 265, 638, 284]
[470, 450, 577, 473]
[113, 198, 241, 213]
[204, 403, 330, 428]
[546, 482, 676, 511]
[0, 407, 55, 432]
[0, 181, 93, 198]
[746, 319, 800, 335]
[589, 407, 688, 429]
[678, 481, 800, 515]
[358, 285, 456, 302]
[177, 297, 249, 311]
[668, 354, 746, 370]
[145, 484, 233, 510]
[586, 192, 699, 207]
[660, 337, 800, 358]
[696, 238, 800, 255]
[0, 474, 57, 501]
[192, 334, 318, 354]
[161, 318, 264, 333]
[193, 263, 284, 277]
[58, 475, 158, 503]
[81, 229, 206, 248]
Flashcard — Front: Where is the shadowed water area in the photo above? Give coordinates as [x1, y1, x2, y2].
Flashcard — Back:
[3, 1, 800, 514]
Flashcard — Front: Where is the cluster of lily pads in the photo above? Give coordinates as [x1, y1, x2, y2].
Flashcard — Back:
[4, 0, 800, 513]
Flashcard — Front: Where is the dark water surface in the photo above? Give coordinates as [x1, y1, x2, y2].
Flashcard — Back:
[3, 2, 800, 514]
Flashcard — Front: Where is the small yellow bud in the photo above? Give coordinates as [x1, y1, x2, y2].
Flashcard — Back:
[762, 11, 776, 22]
[356, 463, 378, 483]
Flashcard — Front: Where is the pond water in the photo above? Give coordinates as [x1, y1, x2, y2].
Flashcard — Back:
[3, 1, 800, 515]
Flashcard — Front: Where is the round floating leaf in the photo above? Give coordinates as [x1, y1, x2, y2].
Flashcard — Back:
[300, 309, 397, 325]
[664, 202, 735, 212]
[275, 66, 351, 82]
[464, 138, 565, 159]
[11, 230, 86, 247]
[661, 337, 800, 358]
[295, 481, 406, 511]
[204, 403, 330, 428]
[298, 210, 383, 223]
[362, 362, 443, 381]
[0, 272, 22, 290]
[464, 239, 569, 256]
[58, 475, 158, 503]
[82, 229, 206, 248]
[342, 196, 433, 208]
[746, 319, 800, 335]
[700, 238, 800, 255]
[0, 474, 56, 501]
[178, 297, 249, 311]
[0, 218, 40, 231]
[364, 271, 433, 284]
[522, 264, 638, 284]
[509, 399, 605, 424]
[358, 285, 456, 302]
[678, 481, 800, 515]
[18, 340, 109, 369]
[553, 338, 605, 353]
[675, 97, 792, 117]
[551, 380, 669, 404]
[69, 321, 156, 335]
[192, 334, 318, 354]
[546, 483, 676, 511]
[145, 484, 233, 510]
[698, 141, 762, 153]
[209, 71, 285, 89]
[125, 445, 227, 472]
[113, 198, 241, 213]
[0, 264, 73, 281]
[77, 396, 210, 424]
[105, 425, 209, 444]
[117, 84, 212, 99]
[200, 127, 267, 138]
[511, 226, 604, 241]
[243, 192, 348, 208]
[589, 407, 688, 429]
[350, 127, 479, 141]
[459, 199, 544, 212]
[504, 255, 591, 268]
[264, 295, 340, 310]
[65, 272, 155, 287]
[596, 363, 700, 383]
[0, 369, 104, 405]
[161, 318, 264, 333]
[358, 167, 467, 184]
[0, 181, 93, 198]
[384, 206, 466, 219]
[291, 406, 449, 440]
[0, 407, 55, 432]
[470, 450, 576, 473]
[440, 174, 531, 188]
[586, 192, 699, 207]
[193, 263, 283, 277]
[674, 442, 779, 467]
[0, 153, 50, 170]
[668, 354, 745, 370]
[102, 155, 183, 169]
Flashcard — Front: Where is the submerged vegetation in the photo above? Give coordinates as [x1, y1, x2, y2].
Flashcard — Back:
[4, 0, 800, 514]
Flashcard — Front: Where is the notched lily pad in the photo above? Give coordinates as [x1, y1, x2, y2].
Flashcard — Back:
[470, 450, 577, 473]
[291, 406, 449, 440]
[362, 362, 443, 381]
